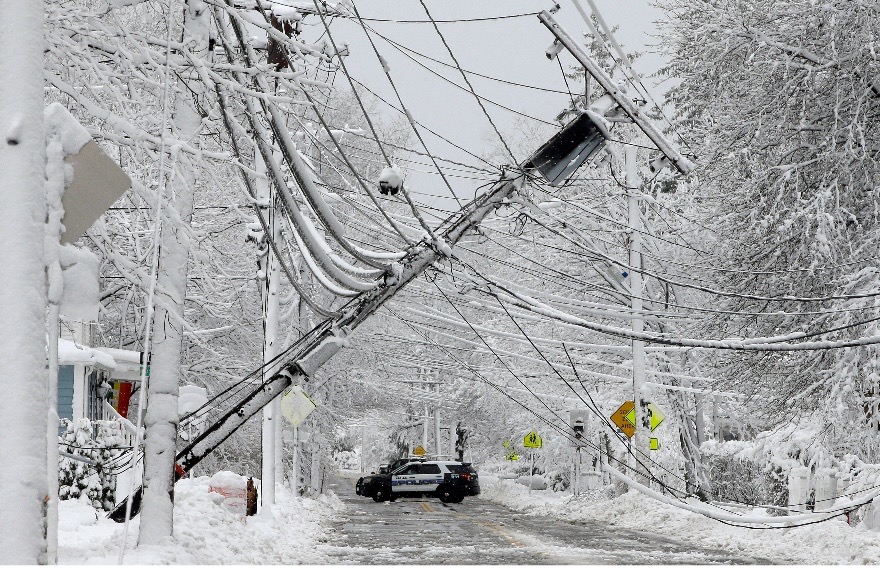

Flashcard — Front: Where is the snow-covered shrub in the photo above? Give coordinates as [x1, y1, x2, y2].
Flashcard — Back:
[58, 418, 127, 510]
[331, 450, 359, 471]
[704, 449, 785, 507]
[545, 469, 570, 492]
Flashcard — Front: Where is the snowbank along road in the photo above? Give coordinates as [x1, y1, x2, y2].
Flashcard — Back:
[319, 474, 775, 564]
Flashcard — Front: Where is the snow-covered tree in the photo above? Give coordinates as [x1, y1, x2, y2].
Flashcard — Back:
[660, 0, 880, 458]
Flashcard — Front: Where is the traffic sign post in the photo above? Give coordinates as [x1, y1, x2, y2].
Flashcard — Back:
[523, 431, 542, 496]
[647, 402, 665, 451]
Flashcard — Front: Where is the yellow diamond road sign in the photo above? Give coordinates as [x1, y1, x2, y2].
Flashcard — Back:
[523, 431, 543, 449]
[413, 445, 427, 456]
[280, 386, 316, 426]
[647, 403, 666, 432]
[610, 400, 635, 438]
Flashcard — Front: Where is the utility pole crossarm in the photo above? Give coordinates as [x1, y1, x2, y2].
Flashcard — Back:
[538, 11, 694, 176]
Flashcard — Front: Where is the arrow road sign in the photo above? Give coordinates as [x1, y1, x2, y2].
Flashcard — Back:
[611, 400, 636, 439]
[647, 402, 666, 432]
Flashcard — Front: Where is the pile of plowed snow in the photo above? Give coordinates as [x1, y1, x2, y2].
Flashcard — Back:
[59, 475, 342, 564]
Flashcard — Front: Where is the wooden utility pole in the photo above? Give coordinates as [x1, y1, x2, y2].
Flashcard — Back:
[258, 151, 282, 512]
[0, 1, 48, 562]
[434, 383, 441, 458]
[540, 10, 694, 487]
[173, 170, 526, 474]
[110, 168, 529, 520]
[626, 145, 649, 483]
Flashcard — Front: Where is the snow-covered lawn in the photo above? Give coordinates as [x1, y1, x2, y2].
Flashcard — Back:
[59, 476, 342, 564]
[479, 475, 880, 565]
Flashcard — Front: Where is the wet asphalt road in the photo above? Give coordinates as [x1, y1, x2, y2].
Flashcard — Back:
[318, 474, 777, 565]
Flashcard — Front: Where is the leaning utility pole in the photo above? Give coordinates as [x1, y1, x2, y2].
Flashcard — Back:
[0, 1, 49, 563]
[109, 24, 617, 516]
[173, 169, 527, 476]
[110, 167, 534, 520]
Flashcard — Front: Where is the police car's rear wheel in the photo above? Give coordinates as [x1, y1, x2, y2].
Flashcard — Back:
[438, 486, 461, 504]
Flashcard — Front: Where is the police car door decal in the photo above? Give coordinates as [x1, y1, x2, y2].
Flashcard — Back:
[419, 464, 443, 491]
[392, 466, 419, 491]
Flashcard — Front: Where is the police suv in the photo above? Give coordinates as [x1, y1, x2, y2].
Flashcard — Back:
[357, 460, 479, 503]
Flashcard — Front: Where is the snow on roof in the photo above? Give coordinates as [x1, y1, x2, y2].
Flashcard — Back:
[58, 337, 116, 369]
[92, 346, 143, 366]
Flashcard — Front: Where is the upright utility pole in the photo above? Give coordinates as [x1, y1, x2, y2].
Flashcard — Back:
[626, 145, 649, 483]
[0, 1, 48, 562]
[422, 403, 430, 452]
[259, 157, 282, 511]
[434, 384, 441, 458]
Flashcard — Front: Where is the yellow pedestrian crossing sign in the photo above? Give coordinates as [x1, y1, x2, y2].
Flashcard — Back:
[523, 431, 543, 449]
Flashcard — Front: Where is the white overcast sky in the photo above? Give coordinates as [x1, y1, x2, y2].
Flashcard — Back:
[302, 1, 669, 211]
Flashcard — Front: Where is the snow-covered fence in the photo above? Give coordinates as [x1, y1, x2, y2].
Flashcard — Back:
[788, 467, 810, 512]
[813, 468, 839, 512]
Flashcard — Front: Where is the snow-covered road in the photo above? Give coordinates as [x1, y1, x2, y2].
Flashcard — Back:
[319, 474, 772, 564]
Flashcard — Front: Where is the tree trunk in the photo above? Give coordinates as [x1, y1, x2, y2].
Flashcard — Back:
[0, 1, 48, 562]
[139, 0, 209, 545]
